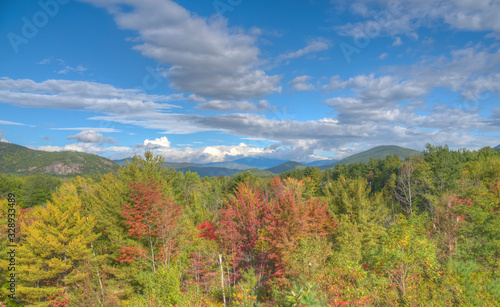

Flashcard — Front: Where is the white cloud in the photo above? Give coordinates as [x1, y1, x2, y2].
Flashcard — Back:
[459, 73, 500, 102]
[57, 65, 87, 74]
[38, 143, 131, 155]
[322, 46, 500, 127]
[37, 58, 51, 65]
[337, 0, 500, 38]
[187, 94, 206, 102]
[51, 127, 121, 133]
[143, 136, 171, 149]
[0, 77, 180, 115]
[138, 140, 280, 163]
[278, 38, 331, 60]
[80, 0, 281, 101]
[0, 119, 32, 126]
[289, 76, 315, 91]
[379, 53, 388, 60]
[392, 37, 403, 46]
[324, 74, 427, 105]
[196, 99, 272, 112]
[67, 130, 116, 144]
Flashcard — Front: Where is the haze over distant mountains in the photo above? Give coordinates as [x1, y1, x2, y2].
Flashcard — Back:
[113, 145, 423, 177]
[6, 142, 497, 178]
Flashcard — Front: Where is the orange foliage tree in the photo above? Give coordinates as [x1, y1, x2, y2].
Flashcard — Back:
[265, 177, 335, 285]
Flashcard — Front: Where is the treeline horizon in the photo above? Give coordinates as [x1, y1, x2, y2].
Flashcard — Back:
[1, 144, 499, 306]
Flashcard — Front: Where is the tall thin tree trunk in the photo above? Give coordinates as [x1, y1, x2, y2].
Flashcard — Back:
[219, 254, 226, 307]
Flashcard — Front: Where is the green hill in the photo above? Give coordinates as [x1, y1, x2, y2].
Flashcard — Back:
[235, 168, 276, 178]
[0, 142, 119, 176]
[266, 161, 307, 174]
[319, 145, 421, 170]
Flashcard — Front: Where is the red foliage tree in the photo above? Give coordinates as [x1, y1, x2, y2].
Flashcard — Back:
[218, 182, 272, 282]
[185, 249, 219, 292]
[265, 178, 334, 281]
[120, 178, 183, 272]
[218, 179, 335, 288]
[197, 220, 218, 241]
[183, 221, 220, 292]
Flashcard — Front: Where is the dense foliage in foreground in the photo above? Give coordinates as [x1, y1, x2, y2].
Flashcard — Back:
[1, 144, 499, 306]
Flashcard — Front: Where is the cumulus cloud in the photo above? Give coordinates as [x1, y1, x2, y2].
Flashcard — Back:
[289, 76, 315, 91]
[322, 45, 500, 126]
[337, 0, 500, 38]
[136, 136, 304, 163]
[401, 46, 500, 100]
[80, 0, 281, 101]
[379, 53, 388, 59]
[67, 130, 116, 144]
[143, 136, 171, 149]
[50, 136, 287, 163]
[324, 74, 427, 104]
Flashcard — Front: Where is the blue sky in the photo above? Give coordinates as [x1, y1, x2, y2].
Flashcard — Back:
[0, 0, 499, 163]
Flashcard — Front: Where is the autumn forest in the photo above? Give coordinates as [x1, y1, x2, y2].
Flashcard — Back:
[1, 144, 500, 306]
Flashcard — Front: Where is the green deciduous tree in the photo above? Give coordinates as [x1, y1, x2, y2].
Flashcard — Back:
[371, 214, 440, 305]
[325, 176, 387, 262]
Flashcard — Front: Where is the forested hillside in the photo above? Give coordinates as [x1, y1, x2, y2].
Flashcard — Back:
[0, 142, 118, 176]
[1, 145, 499, 306]
[318, 145, 421, 170]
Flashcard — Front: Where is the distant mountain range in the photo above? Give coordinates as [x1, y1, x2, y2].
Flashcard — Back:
[111, 145, 422, 177]
[0, 142, 422, 178]
[0, 142, 118, 176]
[153, 145, 421, 177]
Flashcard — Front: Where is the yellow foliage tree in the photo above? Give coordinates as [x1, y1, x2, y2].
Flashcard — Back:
[17, 183, 99, 306]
